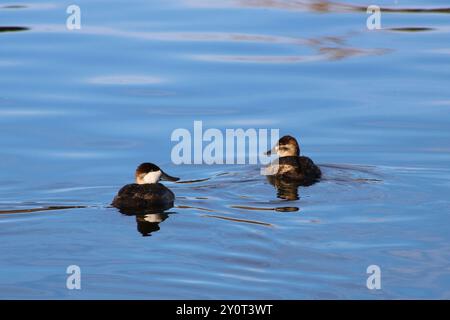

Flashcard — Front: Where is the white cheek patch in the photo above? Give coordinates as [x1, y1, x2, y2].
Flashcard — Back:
[143, 214, 163, 223]
[143, 170, 162, 184]
[274, 145, 281, 155]
[278, 146, 293, 157]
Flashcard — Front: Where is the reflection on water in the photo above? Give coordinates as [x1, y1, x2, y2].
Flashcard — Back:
[230, 205, 299, 212]
[135, 213, 170, 237]
[267, 176, 302, 201]
[386, 27, 435, 33]
[201, 214, 273, 227]
[0, 26, 29, 33]
[115, 195, 175, 236]
[88, 75, 164, 85]
[0, 205, 88, 215]
[319, 47, 390, 61]
[26, 24, 390, 63]
[191, 0, 450, 14]
[0, 5, 27, 10]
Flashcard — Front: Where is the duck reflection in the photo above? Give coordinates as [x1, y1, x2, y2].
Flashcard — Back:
[135, 213, 169, 237]
[267, 175, 303, 201]
[0, 26, 29, 33]
[118, 207, 171, 237]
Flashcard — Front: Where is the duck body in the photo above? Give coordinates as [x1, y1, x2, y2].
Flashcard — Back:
[276, 156, 321, 181]
[112, 183, 175, 211]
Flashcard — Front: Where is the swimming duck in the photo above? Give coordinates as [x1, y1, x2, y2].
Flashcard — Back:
[265, 135, 321, 185]
[112, 163, 179, 211]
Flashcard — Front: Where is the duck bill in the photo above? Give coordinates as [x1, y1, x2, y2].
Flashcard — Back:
[160, 170, 180, 182]
[265, 145, 278, 156]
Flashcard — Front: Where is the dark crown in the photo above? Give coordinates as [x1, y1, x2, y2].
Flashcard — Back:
[136, 163, 160, 175]
[279, 135, 298, 146]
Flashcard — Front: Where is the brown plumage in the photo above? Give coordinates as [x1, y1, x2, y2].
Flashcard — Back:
[266, 135, 321, 186]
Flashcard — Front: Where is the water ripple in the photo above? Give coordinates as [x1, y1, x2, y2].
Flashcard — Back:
[87, 75, 164, 85]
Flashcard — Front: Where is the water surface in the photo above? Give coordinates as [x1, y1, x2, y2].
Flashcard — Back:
[1, 0, 450, 299]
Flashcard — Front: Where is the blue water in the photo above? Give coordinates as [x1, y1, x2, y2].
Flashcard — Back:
[1, 0, 450, 299]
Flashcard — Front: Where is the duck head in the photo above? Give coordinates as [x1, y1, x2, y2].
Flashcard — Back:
[266, 135, 300, 157]
[135, 163, 180, 184]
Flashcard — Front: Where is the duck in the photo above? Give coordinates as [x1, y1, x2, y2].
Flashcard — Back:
[265, 135, 321, 186]
[112, 163, 179, 211]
